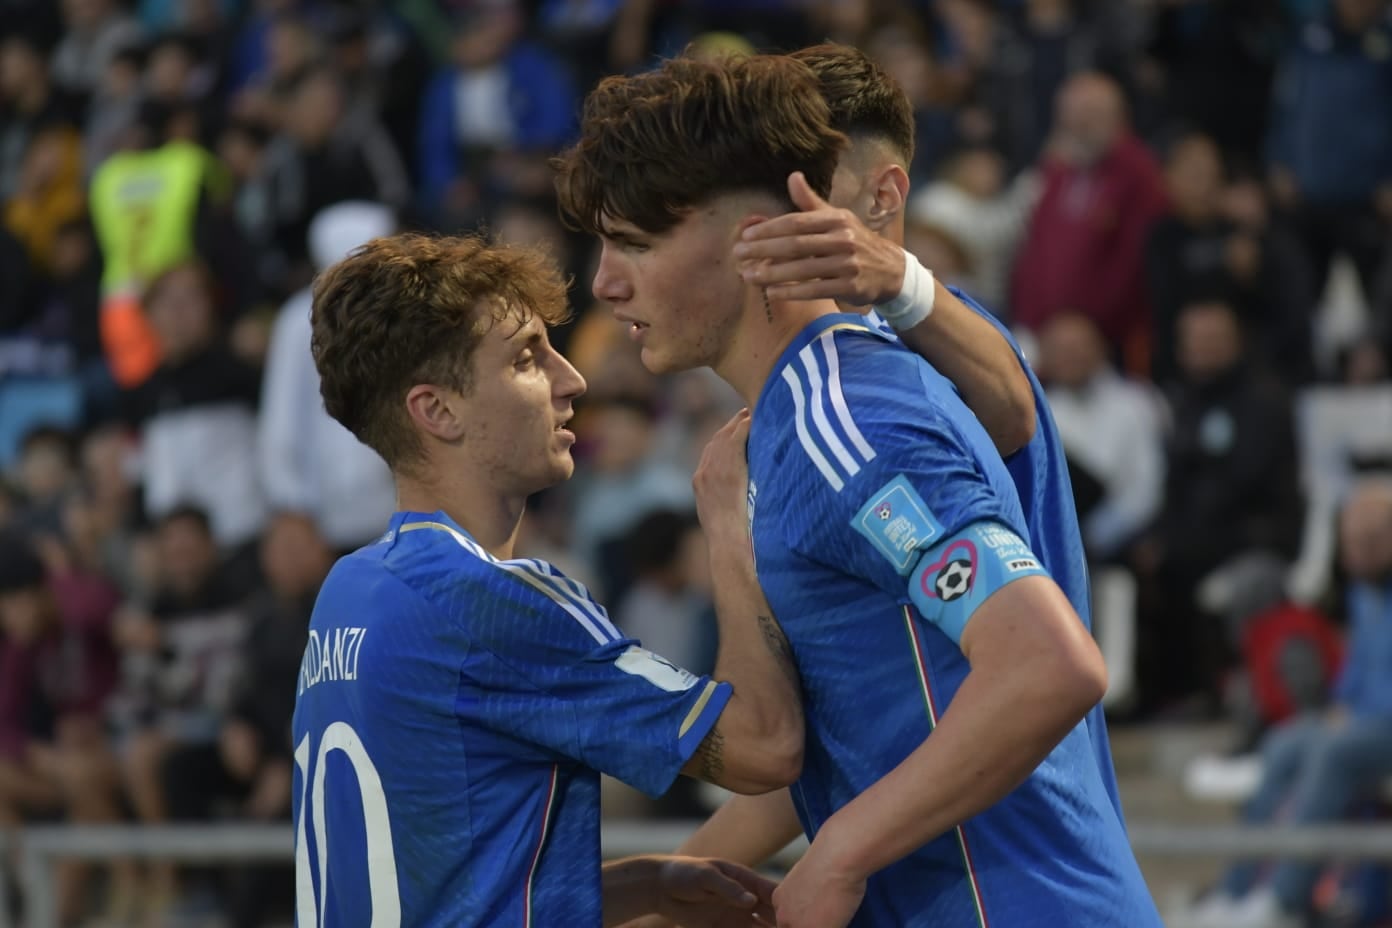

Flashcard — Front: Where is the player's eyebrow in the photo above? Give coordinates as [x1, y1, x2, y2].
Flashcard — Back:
[509, 329, 544, 351]
[598, 219, 644, 242]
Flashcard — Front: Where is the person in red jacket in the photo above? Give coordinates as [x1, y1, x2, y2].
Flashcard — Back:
[1010, 72, 1169, 371]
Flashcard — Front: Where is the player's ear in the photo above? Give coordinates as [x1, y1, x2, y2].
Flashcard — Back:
[865, 163, 909, 233]
[405, 384, 468, 443]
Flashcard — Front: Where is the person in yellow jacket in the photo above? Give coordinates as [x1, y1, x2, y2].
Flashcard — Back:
[88, 103, 232, 388]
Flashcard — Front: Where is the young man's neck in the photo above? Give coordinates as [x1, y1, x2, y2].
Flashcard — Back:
[395, 470, 526, 560]
[713, 289, 842, 406]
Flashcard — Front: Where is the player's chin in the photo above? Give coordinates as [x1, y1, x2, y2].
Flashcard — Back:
[640, 344, 698, 376]
[549, 451, 576, 484]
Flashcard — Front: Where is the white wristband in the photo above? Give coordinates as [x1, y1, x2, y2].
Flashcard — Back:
[874, 254, 936, 331]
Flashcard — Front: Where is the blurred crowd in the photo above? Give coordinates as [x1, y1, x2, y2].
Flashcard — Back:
[2, 0, 1392, 925]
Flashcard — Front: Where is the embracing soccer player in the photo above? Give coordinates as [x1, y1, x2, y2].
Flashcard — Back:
[557, 54, 1161, 928]
[292, 234, 804, 927]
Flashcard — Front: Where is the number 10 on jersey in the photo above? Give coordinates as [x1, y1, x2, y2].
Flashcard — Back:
[294, 721, 403, 927]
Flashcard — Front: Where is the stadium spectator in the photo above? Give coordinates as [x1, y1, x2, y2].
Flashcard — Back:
[1010, 70, 1168, 364]
[0, 532, 124, 925]
[123, 260, 266, 550]
[862, 23, 963, 184]
[1141, 0, 1282, 165]
[214, 511, 331, 928]
[50, 0, 143, 99]
[0, 30, 77, 201]
[259, 201, 396, 553]
[569, 393, 695, 600]
[1149, 135, 1319, 386]
[1038, 312, 1165, 562]
[417, 4, 578, 225]
[1267, 0, 1392, 302]
[974, 0, 1125, 174]
[615, 509, 716, 676]
[111, 505, 252, 921]
[242, 66, 409, 297]
[1182, 479, 1392, 928]
[909, 144, 1035, 314]
[9, 425, 78, 539]
[1136, 299, 1303, 714]
[88, 100, 251, 387]
[82, 42, 143, 177]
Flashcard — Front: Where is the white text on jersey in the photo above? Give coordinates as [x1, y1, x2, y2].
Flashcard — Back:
[298, 626, 368, 695]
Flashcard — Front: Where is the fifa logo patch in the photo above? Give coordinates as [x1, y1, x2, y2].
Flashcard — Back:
[875, 501, 892, 520]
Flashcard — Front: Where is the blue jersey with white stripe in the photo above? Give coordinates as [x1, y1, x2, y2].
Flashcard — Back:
[291, 512, 730, 928]
[951, 289, 1124, 818]
[748, 315, 1159, 928]
[871, 292, 1124, 821]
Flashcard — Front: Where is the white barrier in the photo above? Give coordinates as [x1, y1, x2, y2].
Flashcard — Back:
[8, 822, 1392, 928]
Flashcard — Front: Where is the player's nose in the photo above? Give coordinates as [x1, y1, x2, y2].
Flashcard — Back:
[553, 351, 586, 401]
[591, 250, 632, 304]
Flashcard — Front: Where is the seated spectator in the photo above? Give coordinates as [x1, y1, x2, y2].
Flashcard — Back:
[207, 512, 331, 928]
[110, 504, 251, 921]
[1182, 480, 1392, 928]
[9, 425, 78, 538]
[1134, 299, 1303, 714]
[1038, 312, 1165, 562]
[0, 532, 124, 925]
[123, 260, 266, 551]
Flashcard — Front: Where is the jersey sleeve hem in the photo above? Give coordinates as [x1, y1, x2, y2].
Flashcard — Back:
[676, 680, 733, 762]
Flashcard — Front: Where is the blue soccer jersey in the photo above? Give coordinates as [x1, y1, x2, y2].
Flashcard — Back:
[291, 512, 730, 927]
[950, 288, 1124, 819]
[747, 314, 1159, 927]
[871, 290, 1124, 822]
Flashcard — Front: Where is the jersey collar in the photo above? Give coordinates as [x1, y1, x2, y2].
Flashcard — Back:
[386, 510, 476, 545]
[755, 312, 880, 413]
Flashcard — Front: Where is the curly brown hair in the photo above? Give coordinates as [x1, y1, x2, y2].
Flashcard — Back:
[790, 43, 916, 166]
[310, 233, 570, 474]
[554, 53, 847, 236]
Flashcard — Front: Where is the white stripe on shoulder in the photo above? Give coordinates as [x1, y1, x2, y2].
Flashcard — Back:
[781, 365, 845, 491]
[797, 343, 862, 478]
[399, 521, 617, 644]
[818, 330, 877, 462]
[519, 558, 622, 641]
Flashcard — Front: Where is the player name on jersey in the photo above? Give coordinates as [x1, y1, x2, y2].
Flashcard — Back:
[298, 626, 368, 695]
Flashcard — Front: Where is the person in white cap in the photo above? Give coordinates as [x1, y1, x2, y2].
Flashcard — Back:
[258, 201, 399, 554]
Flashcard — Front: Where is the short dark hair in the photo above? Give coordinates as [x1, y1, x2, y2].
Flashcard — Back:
[310, 233, 570, 473]
[790, 43, 915, 166]
[158, 503, 213, 536]
[555, 53, 846, 236]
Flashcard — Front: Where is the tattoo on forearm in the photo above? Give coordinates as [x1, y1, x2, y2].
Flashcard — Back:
[696, 726, 726, 782]
[758, 613, 800, 688]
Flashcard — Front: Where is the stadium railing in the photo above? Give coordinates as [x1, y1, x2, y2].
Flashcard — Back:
[8, 822, 1392, 928]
